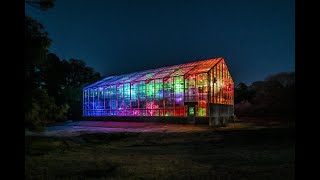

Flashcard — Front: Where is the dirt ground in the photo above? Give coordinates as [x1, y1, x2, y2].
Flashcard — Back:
[25, 118, 283, 137]
[25, 118, 294, 180]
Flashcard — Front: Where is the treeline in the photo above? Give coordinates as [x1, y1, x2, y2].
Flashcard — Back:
[25, 0, 101, 130]
[234, 72, 295, 119]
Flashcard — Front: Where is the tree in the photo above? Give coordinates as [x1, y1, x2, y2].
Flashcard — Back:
[265, 72, 295, 87]
[25, 0, 55, 71]
[25, 89, 69, 131]
[65, 59, 101, 87]
[24, 0, 54, 66]
[36, 53, 68, 103]
[36, 54, 102, 119]
[234, 82, 255, 104]
[235, 72, 295, 118]
[25, 0, 102, 127]
[25, 15, 52, 108]
[60, 59, 102, 119]
[25, 0, 55, 130]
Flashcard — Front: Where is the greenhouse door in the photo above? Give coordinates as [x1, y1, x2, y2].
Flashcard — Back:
[184, 102, 198, 119]
[188, 106, 195, 116]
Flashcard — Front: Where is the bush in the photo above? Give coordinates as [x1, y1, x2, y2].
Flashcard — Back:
[25, 89, 70, 131]
[25, 101, 43, 132]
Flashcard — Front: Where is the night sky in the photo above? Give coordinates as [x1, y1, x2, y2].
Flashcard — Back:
[26, 0, 295, 85]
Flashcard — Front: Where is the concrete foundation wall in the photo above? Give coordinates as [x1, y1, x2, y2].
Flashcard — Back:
[209, 104, 234, 117]
[208, 104, 234, 127]
[208, 115, 235, 127]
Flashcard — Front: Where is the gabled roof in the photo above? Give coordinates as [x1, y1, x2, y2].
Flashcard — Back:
[84, 57, 223, 89]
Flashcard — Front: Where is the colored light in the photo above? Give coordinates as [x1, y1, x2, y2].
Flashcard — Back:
[83, 58, 234, 117]
[189, 107, 194, 115]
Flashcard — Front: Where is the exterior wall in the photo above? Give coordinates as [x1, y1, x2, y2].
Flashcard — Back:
[83, 58, 234, 118]
[208, 59, 234, 105]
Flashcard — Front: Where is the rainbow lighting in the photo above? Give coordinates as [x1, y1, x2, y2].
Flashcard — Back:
[83, 57, 234, 117]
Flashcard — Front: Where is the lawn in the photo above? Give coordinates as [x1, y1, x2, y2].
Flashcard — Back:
[25, 120, 295, 180]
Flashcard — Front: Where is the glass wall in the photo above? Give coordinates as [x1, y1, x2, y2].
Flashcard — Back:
[209, 60, 234, 105]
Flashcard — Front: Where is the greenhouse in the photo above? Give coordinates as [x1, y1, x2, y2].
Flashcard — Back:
[83, 57, 234, 117]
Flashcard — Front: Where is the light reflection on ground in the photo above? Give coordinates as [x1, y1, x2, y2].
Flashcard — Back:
[25, 120, 259, 137]
[25, 121, 216, 137]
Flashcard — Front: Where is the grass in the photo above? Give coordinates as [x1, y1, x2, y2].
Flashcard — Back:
[25, 123, 295, 180]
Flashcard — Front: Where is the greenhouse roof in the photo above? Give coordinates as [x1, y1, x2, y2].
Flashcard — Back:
[84, 57, 223, 89]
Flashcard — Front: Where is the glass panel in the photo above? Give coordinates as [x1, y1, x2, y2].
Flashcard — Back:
[196, 73, 208, 116]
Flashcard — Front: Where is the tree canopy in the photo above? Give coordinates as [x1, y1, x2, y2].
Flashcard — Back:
[235, 71, 295, 118]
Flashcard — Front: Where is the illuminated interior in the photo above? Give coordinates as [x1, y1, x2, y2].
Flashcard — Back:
[83, 57, 234, 117]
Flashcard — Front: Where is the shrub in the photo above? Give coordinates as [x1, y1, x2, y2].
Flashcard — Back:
[25, 89, 70, 131]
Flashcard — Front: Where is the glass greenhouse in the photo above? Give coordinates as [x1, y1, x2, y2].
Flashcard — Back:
[83, 57, 234, 117]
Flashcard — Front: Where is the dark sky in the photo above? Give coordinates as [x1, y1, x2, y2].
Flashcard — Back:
[26, 0, 295, 85]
